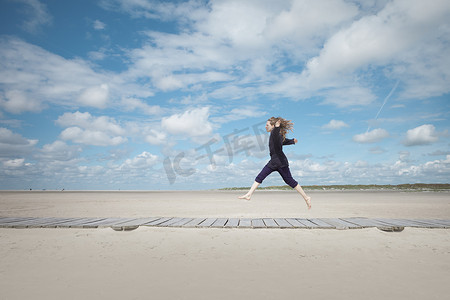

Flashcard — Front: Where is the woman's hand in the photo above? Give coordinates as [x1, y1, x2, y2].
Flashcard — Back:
[294, 138, 298, 144]
[275, 120, 281, 127]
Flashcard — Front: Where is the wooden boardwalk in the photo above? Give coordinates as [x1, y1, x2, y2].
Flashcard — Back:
[1, 216, 449, 231]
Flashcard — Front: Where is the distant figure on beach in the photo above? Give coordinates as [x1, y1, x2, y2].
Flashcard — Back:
[239, 117, 311, 209]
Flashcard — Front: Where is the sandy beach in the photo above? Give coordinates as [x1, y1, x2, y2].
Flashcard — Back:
[1, 190, 450, 299]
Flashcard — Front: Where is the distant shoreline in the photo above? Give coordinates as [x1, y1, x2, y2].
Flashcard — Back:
[220, 183, 450, 192]
[1, 183, 449, 192]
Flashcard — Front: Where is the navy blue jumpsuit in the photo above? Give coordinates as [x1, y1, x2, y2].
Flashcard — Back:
[255, 126, 298, 188]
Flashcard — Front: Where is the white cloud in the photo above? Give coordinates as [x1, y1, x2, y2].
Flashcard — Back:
[392, 155, 450, 179]
[0, 37, 156, 113]
[3, 158, 25, 168]
[57, 111, 127, 146]
[120, 151, 159, 170]
[99, 0, 197, 20]
[212, 107, 267, 124]
[0, 127, 35, 145]
[16, 0, 52, 33]
[122, 0, 363, 102]
[285, 153, 450, 185]
[57, 111, 125, 135]
[93, 20, 106, 30]
[304, 0, 450, 79]
[353, 128, 389, 144]
[0, 37, 109, 112]
[0, 90, 42, 114]
[77, 84, 109, 108]
[369, 146, 386, 154]
[88, 49, 107, 61]
[403, 124, 440, 146]
[161, 107, 213, 138]
[302, 0, 450, 101]
[265, 0, 359, 51]
[321, 86, 377, 107]
[155, 71, 233, 92]
[322, 119, 349, 130]
[145, 129, 167, 146]
[37, 140, 82, 161]
[100, 0, 449, 108]
[122, 98, 162, 115]
[60, 127, 126, 146]
[0, 127, 38, 157]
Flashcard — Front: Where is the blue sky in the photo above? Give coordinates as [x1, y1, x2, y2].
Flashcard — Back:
[0, 0, 449, 190]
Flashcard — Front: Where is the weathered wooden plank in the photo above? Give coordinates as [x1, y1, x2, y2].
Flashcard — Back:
[341, 218, 380, 228]
[262, 218, 279, 228]
[78, 219, 115, 228]
[387, 219, 425, 228]
[251, 219, 265, 228]
[428, 219, 450, 227]
[238, 218, 252, 228]
[160, 217, 184, 227]
[197, 218, 217, 227]
[0, 217, 42, 227]
[167, 218, 194, 227]
[6, 217, 53, 226]
[295, 219, 320, 228]
[26, 217, 78, 228]
[84, 218, 134, 227]
[144, 217, 173, 226]
[427, 219, 450, 228]
[224, 218, 239, 228]
[76, 218, 111, 228]
[24, 218, 62, 228]
[337, 218, 363, 228]
[0, 217, 37, 225]
[321, 218, 361, 229]
[369, 219, 405, 232]
[363, 218, 398, 227]
[274, 218, 293, 228]
[285, 218, 307, 228]
[388, 219, 419, 227]
[0, 217, 37, 222]
[309, 218, 335, 228]
[54, 218, 104, 228]
[402, 219, 447, 228]
[387, 218, 448, 228]
[35, 217, 82, 227]
[374, 218, 413, 227]
[6, 217, 56, 228]
[0, 217, 19, 223]
[183, 218, 206, 228]
[211, 218, 228, 228]
[112, 217, 160, 227]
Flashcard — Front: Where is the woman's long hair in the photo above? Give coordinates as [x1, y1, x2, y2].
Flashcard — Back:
[268, 117, 294, 141]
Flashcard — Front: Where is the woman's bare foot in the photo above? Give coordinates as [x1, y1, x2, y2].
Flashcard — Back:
[304, 196, 311, 209]
[238, 194, 251, 200]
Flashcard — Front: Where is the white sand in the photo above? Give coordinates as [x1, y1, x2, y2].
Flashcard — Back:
[1, 191, 449, 300]
[1, 190, 449, 218]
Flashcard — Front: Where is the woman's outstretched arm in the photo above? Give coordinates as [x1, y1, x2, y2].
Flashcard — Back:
[283, 138, 296, 145]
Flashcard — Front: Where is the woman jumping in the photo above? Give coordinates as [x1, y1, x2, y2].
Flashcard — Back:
[238, 117, 311, 209]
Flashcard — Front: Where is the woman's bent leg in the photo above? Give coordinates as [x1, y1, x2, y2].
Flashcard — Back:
[238, 166, 274, 200]
[278, 166, 311, 209]
[277, 166, 298, 188]
[238, 181, 260, 200]
[294, 184, 311, 209]
[255, 165, 274, 184]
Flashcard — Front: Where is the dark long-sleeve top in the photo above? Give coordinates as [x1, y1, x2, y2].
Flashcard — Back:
[266, 126, 295, 170]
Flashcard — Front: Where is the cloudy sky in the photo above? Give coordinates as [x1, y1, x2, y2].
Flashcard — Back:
[0, 0, 449, 190]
